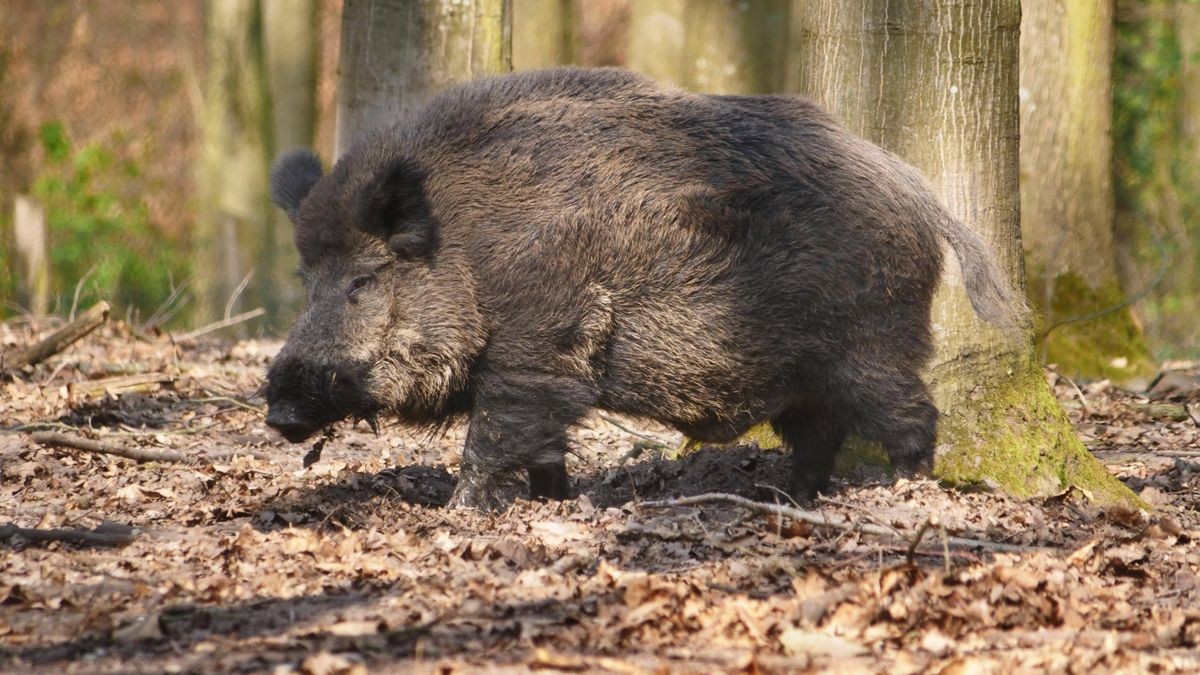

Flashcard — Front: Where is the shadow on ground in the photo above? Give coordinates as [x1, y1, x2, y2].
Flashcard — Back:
[256, 445, 815, 528]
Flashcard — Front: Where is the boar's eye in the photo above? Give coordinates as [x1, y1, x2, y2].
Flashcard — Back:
[347, 274, 374, 301]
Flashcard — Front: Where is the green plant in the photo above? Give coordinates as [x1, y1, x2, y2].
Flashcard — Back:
[31, 121, 189, 322]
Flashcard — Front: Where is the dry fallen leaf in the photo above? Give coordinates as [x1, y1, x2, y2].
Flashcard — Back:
[778, 628, 867, 659]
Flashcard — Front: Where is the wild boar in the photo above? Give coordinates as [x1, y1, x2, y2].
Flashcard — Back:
[264, 67, 1024, 511]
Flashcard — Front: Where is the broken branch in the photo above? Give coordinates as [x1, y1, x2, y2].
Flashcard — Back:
[68, 372, 175, 399]
[31, 431, 186, 463]
[639, 492, 1038, 555]
[2, 301, 110, 371]
[0, 521, 137, 547]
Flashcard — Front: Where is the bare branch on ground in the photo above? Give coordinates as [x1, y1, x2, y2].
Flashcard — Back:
[31, 431, 187, 463]
[0, 521, 137, 547]
[1, 301, 110, 371]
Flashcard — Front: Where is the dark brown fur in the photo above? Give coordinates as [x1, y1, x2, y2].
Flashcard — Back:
[264, 67, 1025, 510]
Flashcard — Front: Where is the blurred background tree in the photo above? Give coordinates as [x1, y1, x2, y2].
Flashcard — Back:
[625, 0, 789, 94]
[196, 0, 317, 332]
[337, 0, 509, 155]
[1114, 0, 1200, 362]
[1021, 0, 1156, 383]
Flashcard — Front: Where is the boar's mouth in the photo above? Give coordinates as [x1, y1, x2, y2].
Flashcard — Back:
[264, 359, 381, 443]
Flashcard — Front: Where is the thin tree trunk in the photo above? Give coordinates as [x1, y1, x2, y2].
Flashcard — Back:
[336, 0, 512, 156]
[1019, 0, 1152, 381]
[198, 0, 318, 330]
[1171, 1, 1200, 354]
[626, 0, 789, 94]
[197, 0, 272, 327]
[512, 0, 575, 70]
[264, 0, 317, 324]
[789, 0, 1135, 504]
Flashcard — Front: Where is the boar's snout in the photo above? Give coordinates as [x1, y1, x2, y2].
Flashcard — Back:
[264, 354, 377, 443]
[265, 399, 321, 443]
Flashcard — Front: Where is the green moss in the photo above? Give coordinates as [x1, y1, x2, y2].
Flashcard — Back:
[832, 435, 890, 477]
[1026, 268, 1157, 382]
[674, 422, 783, 458]
[933, 360, 1143, 508]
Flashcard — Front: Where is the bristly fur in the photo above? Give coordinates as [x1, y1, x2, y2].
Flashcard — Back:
[263, 67, 1025, 510]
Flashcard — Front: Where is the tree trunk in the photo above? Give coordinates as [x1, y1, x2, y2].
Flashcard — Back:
[1019, 0, 1153, 382]
[336, 0, 511, 156]
[264, 0, 318, 326]
[1180, 2, 1200, 174]
[789, 0, 1135, 504]
[512, 0, 575, 70]
[626, 0, 789, 94]
[1111, 6, 1200, 361]
[197, 0, 273, 328]
[198, 0, 318, 330]
[1169, 1, 1200, 356]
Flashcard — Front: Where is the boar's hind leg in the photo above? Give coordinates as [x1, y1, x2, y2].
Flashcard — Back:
[447, 372, 588, 511]
[773, 403, 846, 500]
[839, 368, 938, 476]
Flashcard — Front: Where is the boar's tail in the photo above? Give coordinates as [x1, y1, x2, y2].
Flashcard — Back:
[934, 213, 1030, 337]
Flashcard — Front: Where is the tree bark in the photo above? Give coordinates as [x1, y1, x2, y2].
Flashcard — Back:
[512, 0, 575, 70]
[336, 0, 512, 156]
[197, 0, 272, 327]
[1019, 0, 1153, 381]
[626, 0, 789, 94]
[263, 0, 318, 322]
[197, 0, 319, 330]
[788, 0, 1136, 504]
[1169, 1, 1200, 356]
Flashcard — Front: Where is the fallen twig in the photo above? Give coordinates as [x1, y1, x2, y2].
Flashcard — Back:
[199, 389, 266, 416]
[906, 517, 934, 567]
[69, 372, 175, 399]
[175, 307, 265, 342]
[0, 521, 137, 547]
[7, 421, 214, 437]
[31, 431, 186, 463]
[639, 492, 1039, 554]
[597, 414, 672, 450]
[1, 301, 110, 371]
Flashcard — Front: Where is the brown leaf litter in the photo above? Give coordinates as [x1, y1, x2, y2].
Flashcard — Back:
[1, 319, 1199, 673]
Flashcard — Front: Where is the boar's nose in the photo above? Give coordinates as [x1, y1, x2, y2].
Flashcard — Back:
[265, 401, 320, 443]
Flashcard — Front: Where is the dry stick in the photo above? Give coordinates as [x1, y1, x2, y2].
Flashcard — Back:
[639, 492, 1038, 555]
[175, 307, 266, 342]
[31, 431, 186, 463]
[1, 300, 110, 371]
[9, 421, 214, 437]
[0, 522, 136, 547]
[69, 372, 175, 398]
[597, 414, 672, 450]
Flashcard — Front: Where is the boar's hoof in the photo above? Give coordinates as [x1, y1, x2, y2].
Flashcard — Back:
[789, 471, 832, 503]
[528, 464, 572, 501]
[448, 466, 528, 511]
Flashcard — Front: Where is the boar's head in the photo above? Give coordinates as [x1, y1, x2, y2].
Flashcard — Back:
[263, 148, 484, 443]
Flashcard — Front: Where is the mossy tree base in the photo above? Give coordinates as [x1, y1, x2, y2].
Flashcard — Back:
[680, 362, 1141, 508]
[1029, 270, 1157, 383]
[933, 361, 1140, 507]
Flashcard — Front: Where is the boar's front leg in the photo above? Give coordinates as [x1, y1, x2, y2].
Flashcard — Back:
[447, 371, 588, 511]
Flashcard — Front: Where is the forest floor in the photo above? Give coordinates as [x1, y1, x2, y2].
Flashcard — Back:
[2, 318, 1200, 674]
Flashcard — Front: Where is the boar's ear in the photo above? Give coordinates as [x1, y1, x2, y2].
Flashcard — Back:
[269, 149, 324, 219]
[355, 157, 438, 258]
